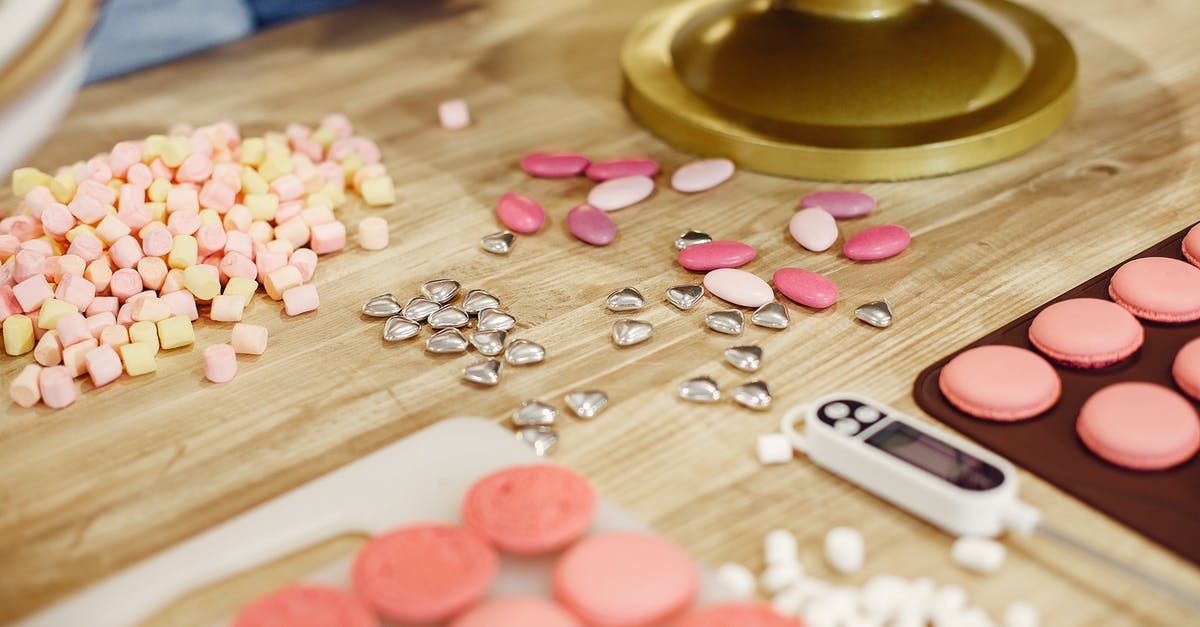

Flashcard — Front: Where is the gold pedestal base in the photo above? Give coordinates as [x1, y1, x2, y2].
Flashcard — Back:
[621, 0, 1077, 180]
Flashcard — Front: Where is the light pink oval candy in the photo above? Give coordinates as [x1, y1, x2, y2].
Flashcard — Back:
[496, 192, 546, 234]
[520, 151, 590, 178]
[773, 268, 838, 309]
[566, 204, 616, 246]
[671, 158, 735, 193]
[586, 157, 660, 181]
[704, 268, 773, 308]
[843, 224, 911, 261]
[587, 175, 655, 211]
[800, 190, 876, 219]
[789, 207, 838, 252]
[677, 240, 757, 271]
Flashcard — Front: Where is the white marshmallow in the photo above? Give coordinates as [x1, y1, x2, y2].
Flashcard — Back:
[716, 562, 757, 599]
[437, 99, 471, 130]
[764, 528, 799, 566]
[859, 574, 909, 619]
[761, 560, 805, 593]
[960, 606, 998, 627]
[756, 432, 794, 465]
[772, 584, 807, 616]
[929, 584, 968, 620]
[1003, 602, 1040, 627]
[824, 526, 865, 574]
[952, 536, 1007, 574]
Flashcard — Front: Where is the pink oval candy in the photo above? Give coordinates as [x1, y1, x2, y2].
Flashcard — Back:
[566, 205, 616, 246]
[678, 240, 757, 271]
[520, 151, 590, 178]
[789, 207, 838, 252]
[587, 175, 655, 211]
[703, 268, 773, 308]
[800, 190, 876, 219]
[843, 225, 910, 261]
[671, 158, 734, 193]
[496, 193, 546, 234]
[586, 157, 660, 181]
[773, 268, 838, 309]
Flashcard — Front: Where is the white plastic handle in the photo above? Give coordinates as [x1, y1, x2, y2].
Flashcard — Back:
[779, 404, 810, 454]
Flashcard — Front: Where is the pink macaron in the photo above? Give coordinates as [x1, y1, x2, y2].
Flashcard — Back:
[1183, 223, 1200, 268]
[938, 345, 1062, 421]
[461, 463, 597, 556]
[450, 597, 583, 627]
[1076, 382, 1200, 470]
[553, 532, 699, 627]
[675, 603, 803, 627]
[233, 584, 378, 627]
[1108, 256, 1200, 323]
[1173, 337, 1200, 401]
[1028, 298, 1144, 368]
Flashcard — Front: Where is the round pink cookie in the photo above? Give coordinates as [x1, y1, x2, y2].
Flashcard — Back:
[1108, 256, 1200, 323]
[1028, 298, 1143, 368]
[233, 584, 377, 627]
[675, 603, 803, 627]
[1077, 382, 1200, 470]
[1173, 337, 1200, 401]
[1183, 223, 1200, 268]
[450, 597, 583, 627]
[461, 464, 597, 556]
[351, 524, 498, 624]
[553, 532, 699, 627]
[938, 345, 1061, 421]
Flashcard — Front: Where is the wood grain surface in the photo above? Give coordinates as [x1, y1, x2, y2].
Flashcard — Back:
[2, 0, 1199, 624]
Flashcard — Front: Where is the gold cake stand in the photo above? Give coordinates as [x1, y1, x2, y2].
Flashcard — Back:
[621, 0, 1077, 180]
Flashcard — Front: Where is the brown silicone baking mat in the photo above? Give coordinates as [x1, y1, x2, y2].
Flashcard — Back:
[913, 222, 1200, 566]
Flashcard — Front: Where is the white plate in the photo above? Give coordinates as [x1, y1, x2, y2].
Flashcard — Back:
[0, 0, 61, 75]
[0, 45, 86, 178]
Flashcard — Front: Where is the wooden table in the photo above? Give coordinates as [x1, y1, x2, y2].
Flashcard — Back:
[3, 0, 1199, 623]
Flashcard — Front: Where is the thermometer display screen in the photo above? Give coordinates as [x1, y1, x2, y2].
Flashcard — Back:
[865, 421, 1005, 491]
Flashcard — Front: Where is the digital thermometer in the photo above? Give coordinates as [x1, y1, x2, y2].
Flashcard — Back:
[781, 393, 1040, 538]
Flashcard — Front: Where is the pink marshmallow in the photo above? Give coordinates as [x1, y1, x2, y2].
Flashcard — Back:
[321, 113, 353, 139]
[309, 222, 346, 255]
[137, 257, 169, 291]
[211, 163, 242, 191]
[38, 365, 76, 409]
[254, 251, 287, 281]
[23, 186, 55, 217]
[223, 204, 251, 232]
[40, 203, 76, 237]
[67, 232, 104, 262]
[9, 363, 42, 408]
[13, 274, 53, 312]
[269, 174, 304, 202]
[195, 223, 227, 255]
[109, 268, 144, 302]
[0, 234, 19, 260]
[223, 230, 253, 258]
[167, 210, 200, 236]
[289, 248, 318, 282]
[141, 226, 173, 257]
[198, 180, 235, 213]
[55, 273, 96, 310]
[85, 296, 119, 318]
[77, 178, 117, 206]
[14, 249, 46, 283]
[86, 344, 124, 388]
[148, 158, 175, 181]
[85, 312, 116, 339]
[219, 251, 257, 280]
[125, 163, 153, 188]
[55, 312, 91, 347]
[34, 331, 62, 366]
[115, 303, 133, 326]
[166, 187, 199, 214]
[175, 153, 213, 183]
[85, 157, 113, 183]
[54, 255, 86, 282]
[160, 289, 199, 321]
[273, 217, 309, 248]
[203, 343, 238, 383]
[275, 200, 303, 224]
[108, 235, 145, 269]
[282, 284, 319, 316]
[0, 286, 20, 322]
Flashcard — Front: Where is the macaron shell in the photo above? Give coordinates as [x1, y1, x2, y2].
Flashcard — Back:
[1076, 382, 1200, 470]
[1182, 223, 1199, 268]
[1173, 337, 1200, 401]
[938, 345, 1062, 421]
[351, 524, 498, 624]
[450, 597, 583, 627]
[233, 584, 378, 627]
[1108, 256, 1200, 322]
[674, 603, 803, 627]
[553, 531, 699, 627]
[1028, 298, 1144, 368]
[461, 463, 597, 556]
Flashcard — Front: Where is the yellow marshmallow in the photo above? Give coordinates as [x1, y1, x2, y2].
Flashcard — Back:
[198, 208, 220, 226]
[142, 134, 168, 162]
[168, 234, 198, 269]
[128, 320, 160, 352]
[240, 166, 269, 195]
[157, 315, 195, 350]
[50, 172, 77, 204]
[223, 277, 259, 306]
[148, 178, 172, 202]
[360, 176, 396, 207]
[106, 179, 123, 194]
[147, 202, 167, 223]
[311, 126, 335, 149]
[319, 182, 346, 208]
[37, 299, 79, 330]
[119, 342, 158, 376]
[65, 224, 97, 243]
[161, 136, 192, 168]
[239, 137, 266, 166]
[3, 314, 35, 356]
[244, 193, 279, 221]
[340, 153, 364, 180]
[12, 167, 52, 197]
[183, 265, 220, 300]
[257, 151, 293, 182]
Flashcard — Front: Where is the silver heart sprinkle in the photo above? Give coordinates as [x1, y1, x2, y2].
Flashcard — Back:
[402, 297, 441, 322]
[606, 287, 645, 311]
[515, 426, 557, 456]
[732, 380, 772, 410]
[612, 319, 653, 346]
[477, 308, 516, 332]
[481, 231, 514, 255]
[725, 345, 763, 372]
[564, 390, 608, 419]
[426, 328, 468, 353]
[751, 301, 790, 330]
[705, 310, 744, 335]
[421, 279, 460, 304]
[469, 329, 507, 356]
[462, 358, 503, 386]
[679, 376, 721, 402]
[856, 300, 894, 328]
[674, 229, 712, 250]
[428, 305, 469, 329]
[383, 315, 420, 341]
[463, 289, 501, 315]
[504, 339, 546, 365]
[665, 285, 704, 310]
[513, 400, 557, 426]
[362, 293, 402, 317]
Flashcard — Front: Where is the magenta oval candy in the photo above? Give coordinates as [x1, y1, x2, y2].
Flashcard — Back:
[800, 190, 876, 219]
[773, 268, 838, 309]
[496, 192, 545, 234]
[678, 240, 757, 271]
[843, 224, 910, 261]
[586, 157, 660, 181]
[566, 204, 616, 246]
[520, 151, 590, 178]
[704, 268, 773, 307]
